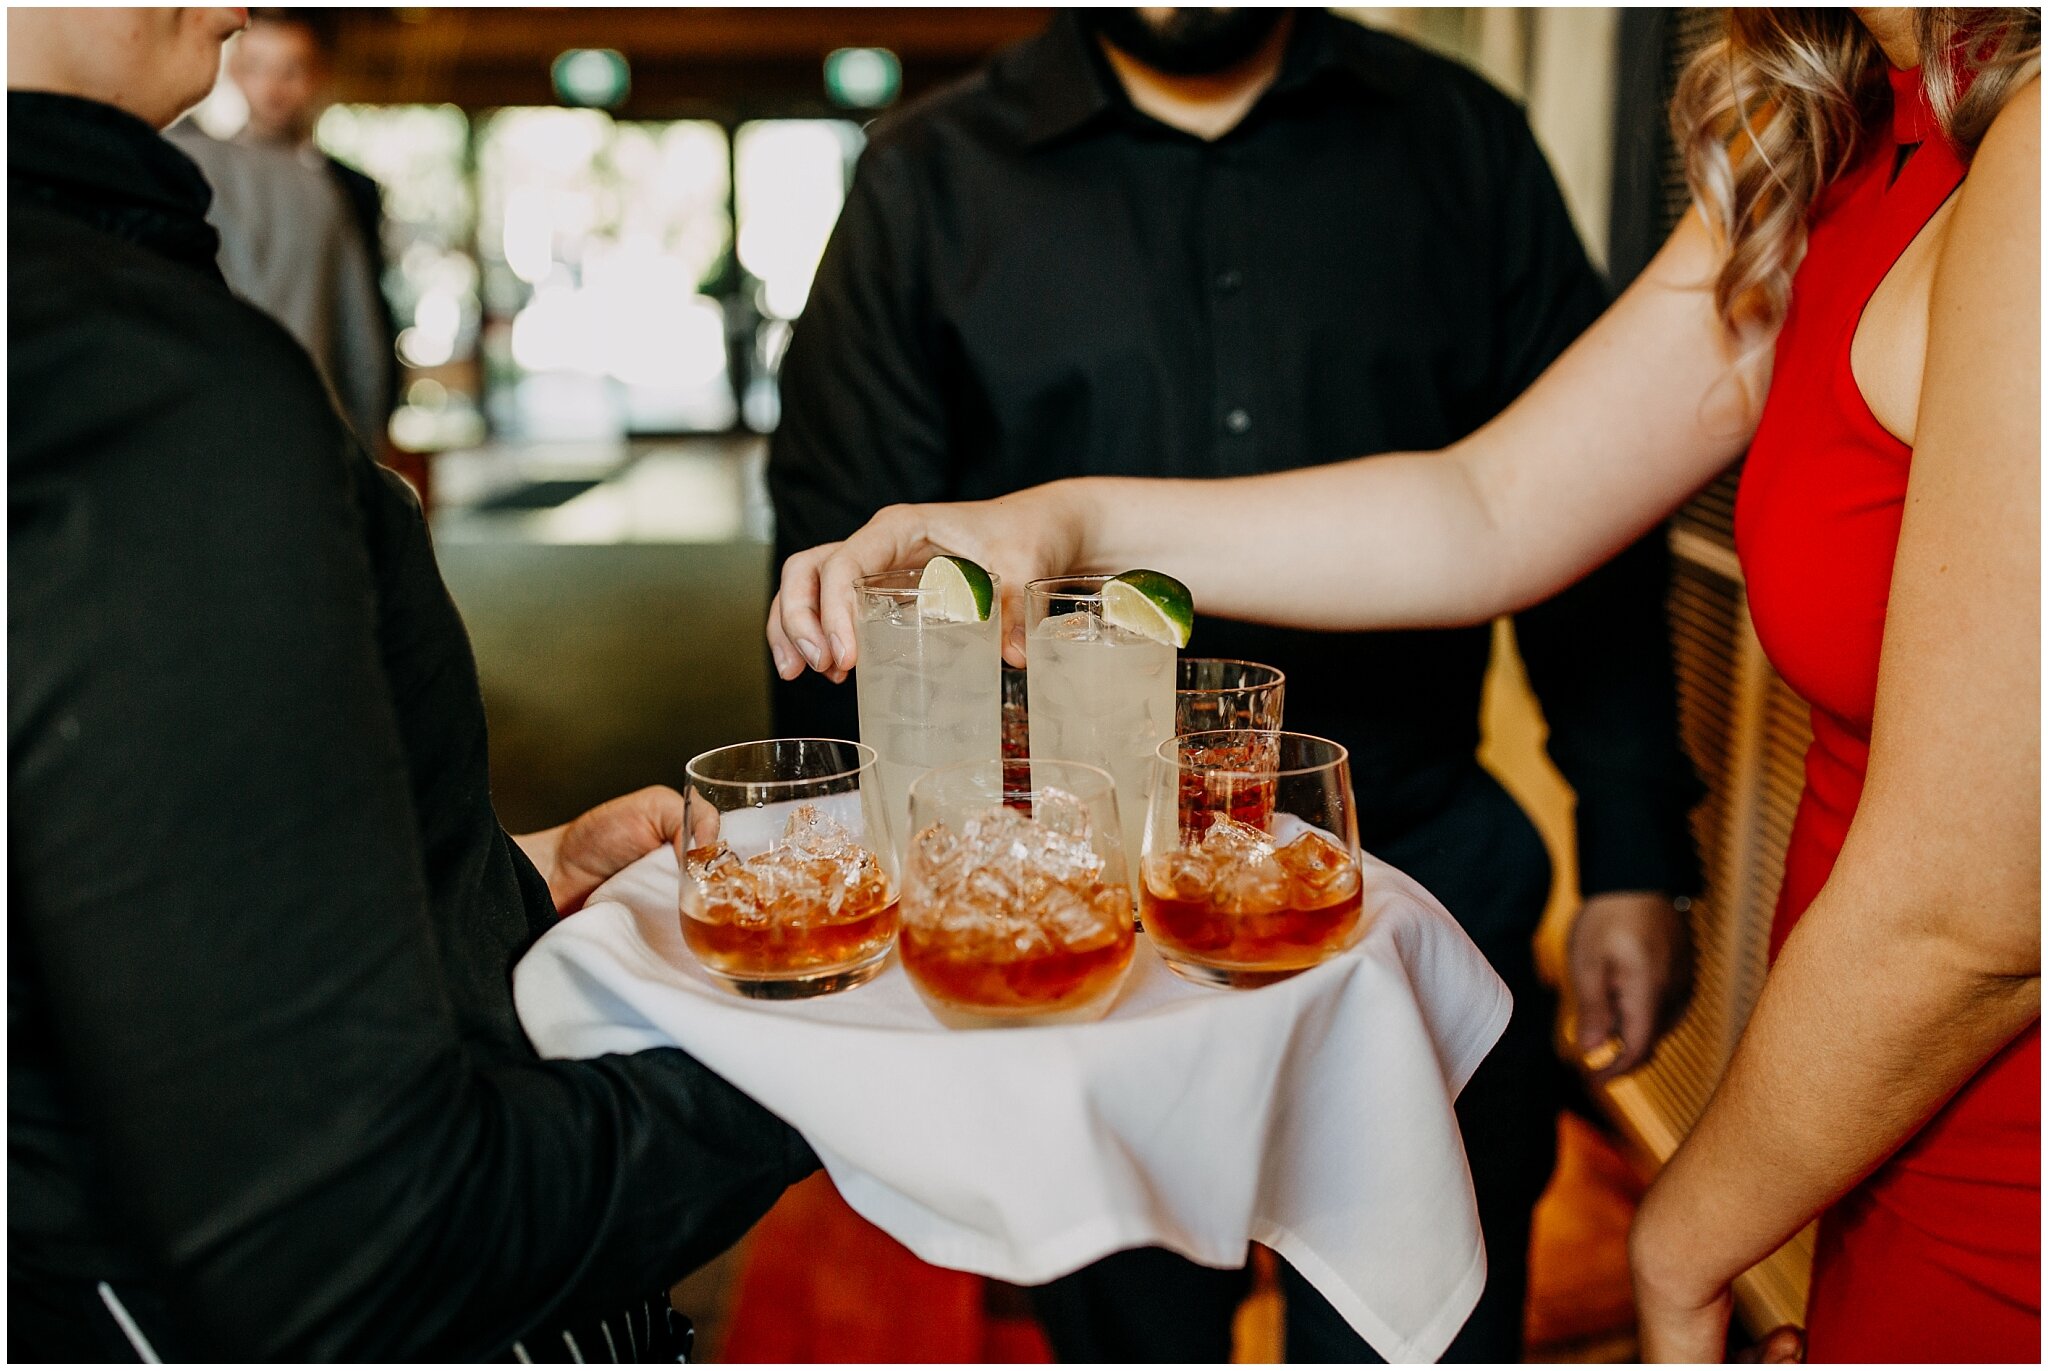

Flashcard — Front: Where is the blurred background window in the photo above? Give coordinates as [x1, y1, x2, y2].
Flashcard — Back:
[306, 98, 860, 449]
[316, 102, 483, 450]
[475, 108, 747, 440]
[734, 119, 865, 431]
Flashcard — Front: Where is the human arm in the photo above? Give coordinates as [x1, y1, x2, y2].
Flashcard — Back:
[770, 206, 1764, 676]
[8, 309, 812, 1359]
[1464, 105, 1702, 1077]
[1628, 83, 2042, 1360]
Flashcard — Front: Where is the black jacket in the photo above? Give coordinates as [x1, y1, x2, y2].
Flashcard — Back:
[7, 91, 813, 1361]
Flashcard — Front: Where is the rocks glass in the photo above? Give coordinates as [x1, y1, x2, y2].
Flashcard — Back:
[678, 739, 900, 999]
[900, 759, 1137, 1027]
[1142, 731, 1366, 988]
[1175, 659, 1285, 734]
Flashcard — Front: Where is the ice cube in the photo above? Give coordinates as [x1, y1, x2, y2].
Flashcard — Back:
[1034, 832, 1106, 887]
[959, 804, 1023, 857]
[964, 862, 1020, 910]
[782, 803, 853, 859]
[688, 842, 759, 919]
[1006, 919, 1055, 960]
[911, 822, 963, 883]
[1215, 854, 1293, 915]
[699, 889, 754, 926]
[1095, 618, 1157, 649]
[731, 899, 774, 930]
[1038, 883, 1122, 954]
[687, 841, 744, 884]
[918, 802, 1121, 963]
[1274, 830, 1360, 902]
[750, 849, 830, 924]
[1034, 785, 1091, 840]
[869, 596, 922, 629]
[1092, 884, 1134, 925]
[1143, 850, 1216, 903]
[833, 845, 892, 918]
[1199, 814, 1276, 861]
[1038, 610, 1100, 642]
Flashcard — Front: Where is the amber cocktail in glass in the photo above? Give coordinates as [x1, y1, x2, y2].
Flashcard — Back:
[901, 759, 1136, 1027]
[1142, 731, 1366, 988]
[679, 739, 899, 998]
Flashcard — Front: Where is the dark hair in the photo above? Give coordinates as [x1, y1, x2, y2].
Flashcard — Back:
[247, 8, 343, 56]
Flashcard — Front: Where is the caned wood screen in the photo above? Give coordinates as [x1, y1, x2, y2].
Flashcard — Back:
[1598, 7, 1816, 1331]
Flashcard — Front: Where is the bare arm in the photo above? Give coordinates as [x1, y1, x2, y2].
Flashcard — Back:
[771, 209, 1761, 677]
[1630, 82, 2042, 1360]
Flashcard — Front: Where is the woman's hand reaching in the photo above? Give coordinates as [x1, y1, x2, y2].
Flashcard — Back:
[767, 484, 1090, 682]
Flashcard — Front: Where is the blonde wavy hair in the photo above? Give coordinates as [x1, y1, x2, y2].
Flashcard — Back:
[1673, 8, 2040, 339]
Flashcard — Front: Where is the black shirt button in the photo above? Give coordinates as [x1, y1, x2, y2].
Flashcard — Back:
[1214, 268, 1243, 294]
[1223, 408, 1252, 435]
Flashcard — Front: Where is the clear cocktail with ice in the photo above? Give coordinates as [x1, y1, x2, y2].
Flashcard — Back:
[679, 739, 899, 998]
[1026, 575, 1177, 893]
[855, 567, 1003, 856]
[1141, 731, 1366, 988]
[901, 759, 1136, 1027]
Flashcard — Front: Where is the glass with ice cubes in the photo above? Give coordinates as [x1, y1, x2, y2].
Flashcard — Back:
[679, 739, 900, 998]
[854, 568, 1004, 857]
[1141, 731, 1366, 988]
[901, 759, 1137, 1027]
[1025, 575, 1177, 895]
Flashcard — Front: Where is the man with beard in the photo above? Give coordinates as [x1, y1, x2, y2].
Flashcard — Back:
[766, 8, 1701, 1361]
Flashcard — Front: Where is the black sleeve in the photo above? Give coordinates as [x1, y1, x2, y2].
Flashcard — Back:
[330, 159, 402, 418]
[766, 141, 953, 739]
[8, 310, 813, 1359]
[1478, 102, 1706, 899]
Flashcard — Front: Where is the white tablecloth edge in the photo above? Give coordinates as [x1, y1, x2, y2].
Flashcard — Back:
[805, 972, 1512, 1364]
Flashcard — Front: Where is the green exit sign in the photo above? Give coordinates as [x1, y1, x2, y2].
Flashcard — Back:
[824, 47, 900, 109]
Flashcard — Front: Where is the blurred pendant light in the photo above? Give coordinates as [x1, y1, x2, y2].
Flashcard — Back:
[823, 47, 901, 109]
[552, 48, 631, 110]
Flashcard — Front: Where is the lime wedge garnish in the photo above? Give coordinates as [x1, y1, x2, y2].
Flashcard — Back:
[1103, 569, 1193, 648]
[918, 555, 996, 622]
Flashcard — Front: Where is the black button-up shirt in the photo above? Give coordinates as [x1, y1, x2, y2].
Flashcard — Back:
[769, 9, 1701, 904]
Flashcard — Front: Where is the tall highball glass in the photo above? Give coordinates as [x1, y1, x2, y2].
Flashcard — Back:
[854, 568, 1003, 855]
[1025, 574, 1177, 893]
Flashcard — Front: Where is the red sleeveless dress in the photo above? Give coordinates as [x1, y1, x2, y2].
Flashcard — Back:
[1736, 65, 2041, 1362]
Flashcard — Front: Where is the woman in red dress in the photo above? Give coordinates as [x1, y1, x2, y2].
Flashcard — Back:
[770, 7, 2040, 1361]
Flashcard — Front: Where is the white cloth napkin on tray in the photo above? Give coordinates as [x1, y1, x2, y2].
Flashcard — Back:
[513, 842, 1511, 1363]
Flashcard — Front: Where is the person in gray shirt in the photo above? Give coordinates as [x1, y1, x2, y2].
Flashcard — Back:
[166, 117, 389, 448]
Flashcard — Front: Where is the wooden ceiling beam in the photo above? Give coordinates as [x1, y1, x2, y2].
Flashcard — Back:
[327, 7, 1049, 108]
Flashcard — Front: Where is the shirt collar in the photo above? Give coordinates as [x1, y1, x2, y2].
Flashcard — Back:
[997, 9, 1402, 151]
